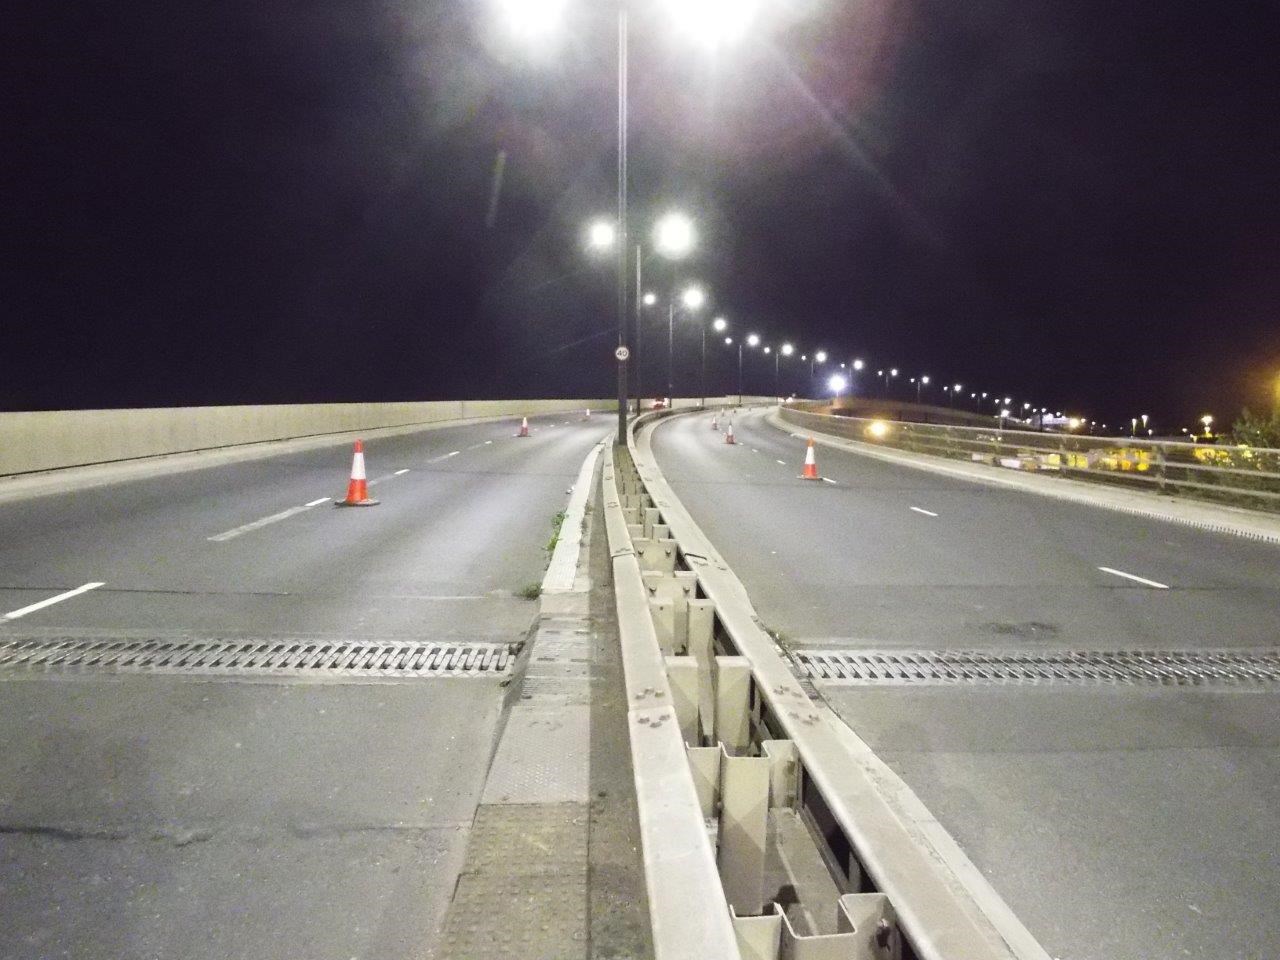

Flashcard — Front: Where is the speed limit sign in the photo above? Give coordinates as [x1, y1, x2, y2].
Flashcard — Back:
[614, 345, 630, 362]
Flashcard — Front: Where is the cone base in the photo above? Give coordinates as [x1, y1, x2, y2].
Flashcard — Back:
[335, 498, 381, 507]
[799, 474, 821, 481]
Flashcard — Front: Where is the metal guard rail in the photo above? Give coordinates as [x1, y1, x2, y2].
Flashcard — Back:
[781, 406, 1280, 512]
[628, 410, 1032, 960]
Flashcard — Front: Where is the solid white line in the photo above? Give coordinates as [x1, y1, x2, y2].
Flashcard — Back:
[2, 582, 105, 621]
[1097, 566, 1169, 589]
[910, 507, 939, 517]
[394, 469, 410, 475]
[305, 497, 330, 507]
[821, 477, 837, 484]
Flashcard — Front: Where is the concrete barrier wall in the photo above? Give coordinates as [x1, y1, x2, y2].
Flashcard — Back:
[0, 399, 616, 477]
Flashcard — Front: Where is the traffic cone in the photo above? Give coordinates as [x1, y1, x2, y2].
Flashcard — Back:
[711, 414, 719, 431]
[800, 437, 820, 480]
[336, 440, 380, 506]
[725, 420, 736, 444]
[585, 408, 591, 419]
[517, 417, 530, 438]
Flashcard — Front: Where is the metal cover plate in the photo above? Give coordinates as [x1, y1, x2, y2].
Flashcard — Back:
[434, 803, 588, 960]
[0, 637, 510, 677]
[797, 648, 1280, 686]
[481, 706, 591, 804]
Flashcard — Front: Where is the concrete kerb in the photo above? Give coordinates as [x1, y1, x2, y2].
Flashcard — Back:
[540, 437, 608, 606]
[632, 409, 1049, 960]
[770, 407, 1280, 546]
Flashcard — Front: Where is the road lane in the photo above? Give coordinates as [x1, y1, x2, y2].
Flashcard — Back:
[0, 413, 611, 960]
[658, 408, 1280, 649]
[651, 407, 1280, 960]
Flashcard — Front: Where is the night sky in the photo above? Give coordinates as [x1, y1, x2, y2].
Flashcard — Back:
[5, 0, 1278, 431]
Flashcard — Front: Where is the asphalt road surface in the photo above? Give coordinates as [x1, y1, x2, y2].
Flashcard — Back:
[0, 413, 610, 960]
[651, 406, 1280, 960]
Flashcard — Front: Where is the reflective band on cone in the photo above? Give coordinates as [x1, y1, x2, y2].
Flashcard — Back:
[801, 437, 820, 480]
[725, 421, 736, 444]
[517, 417, 530, 438]
[336, 439, 380, 506]
[711, 415, 719, 431]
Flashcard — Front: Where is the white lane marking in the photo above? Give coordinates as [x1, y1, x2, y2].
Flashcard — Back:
[821, 477, 837, 485]
[394, 468, 410, 476]
[484, 440, 494, 445]
[305, 497, 330, 507]
[1097, 566, 1170, 589]
[776, 459, 787, 465]
[751, 448, 759, 453]
[910, 507, 939, 517]
[447, 451, 460, 457]
[208, 505, 316, 541]
[3, 582, 105, 621]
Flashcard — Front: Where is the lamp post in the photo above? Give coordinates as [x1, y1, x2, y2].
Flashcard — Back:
[775, 343, 793, 398]
[739, 333, 759, 404]
[705, 316, 727, 405]
[810, 350, 827, 396]
[667, 283, 705, 402]
[916, 375, 930, 403]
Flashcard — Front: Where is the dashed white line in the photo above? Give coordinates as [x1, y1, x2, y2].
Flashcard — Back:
[1097, 566, 1169, 589]
[447, 451, 460, 457]
[2, 582, 105, 621]
[776, 459, 787, 465]
[751, 448, 760, 453]
[821, 477, 837, 485]
[484, 440, 494, 445]
[394, 468, 410, 475]
[305, 497, 330, 507]
[910, 507, 939, 517]
[208, 505, 317, 541]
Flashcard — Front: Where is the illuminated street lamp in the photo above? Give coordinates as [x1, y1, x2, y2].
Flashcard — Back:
[828, 373, 848, 402]
[734, 333, 760, 405]
[654, 212, 696, 259]
[697, 315, 728, 406]
[773, 342, 793, 397]
[1201, 414, 1214, 438]
[642, 291, 657, 306]
[668, 283, 705, 401]
[916, 374, 930, 403]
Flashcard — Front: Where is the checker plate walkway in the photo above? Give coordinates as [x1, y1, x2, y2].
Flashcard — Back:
[796, 648, 1280, 686]
[0, 636, 511, 677]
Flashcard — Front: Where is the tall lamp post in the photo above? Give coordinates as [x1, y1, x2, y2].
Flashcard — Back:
[774, 343, 793, 397]
[738, 333, 759, 405]
[669, 283, 705, 401]
[706, 316, 727, 405]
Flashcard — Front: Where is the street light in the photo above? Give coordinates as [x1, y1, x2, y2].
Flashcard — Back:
[917, 374, 930, 403]
[668, 283, 705, 401]
[642, 291, 657, 306]
[699, 316, 728, 406]
[663, 0, 762, 47]
[775, 342, 793, 397]
[735, 333, 759, 405]
[809, 349, 827, 394]
[828, 374, 847, 401]
[586, 219, 616, 251]
[654, 211, 696, 259]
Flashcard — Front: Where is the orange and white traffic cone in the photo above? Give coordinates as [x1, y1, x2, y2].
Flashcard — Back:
[724, 420, 736, 444]
[336, 439, 380, 506]
[517, 417, 530, 438]
[711, 414, 719, 431]
[800, 437, 820, 480]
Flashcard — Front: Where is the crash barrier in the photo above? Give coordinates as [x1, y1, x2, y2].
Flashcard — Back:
[781, 405, 1280, 514]
[607, 410, 1027, 960]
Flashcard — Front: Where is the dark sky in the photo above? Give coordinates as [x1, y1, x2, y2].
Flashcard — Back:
[5, 0, 1278, 431]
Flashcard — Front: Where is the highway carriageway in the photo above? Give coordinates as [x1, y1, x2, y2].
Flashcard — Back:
[649, 405, 1280, 960]
[0, 412, 620, 960]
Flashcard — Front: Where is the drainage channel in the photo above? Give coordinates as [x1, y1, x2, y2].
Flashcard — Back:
[0, 637, 512, 678]
[795, 648, 1280, 686]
